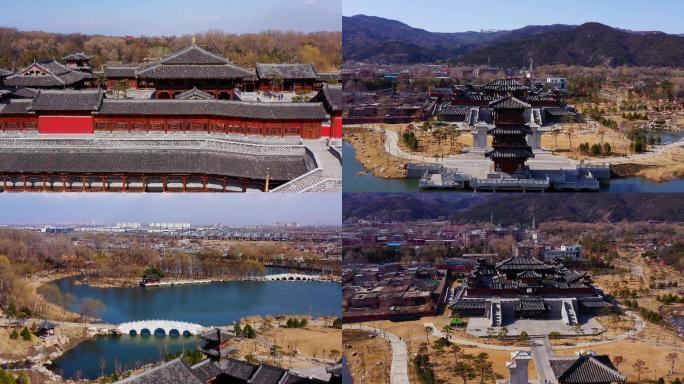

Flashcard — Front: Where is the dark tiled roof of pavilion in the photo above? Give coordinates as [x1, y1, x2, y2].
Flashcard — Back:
[439, 105, 468, 116]
[550, 355, 626, 384]
[200, 328, 234, 343]
[104, 66, 138, 78]
[489, 96, 531, 109]
[545, 108, 577, 116]
[189, 360, 223, 382]
[114, 358, 204, 384]
[136, 64, 253, 79]
[97, 99, 328, 120]
[484, 148, 535, 159]
[28, 90, 104, 112]
[0, 68, 13, 77]
[482, 79, 529, 92]
[516, 270, 542, 279]
[0, 99, 32, 114]
[0, 149, 314, 181]
[162, 44, 231, 65]
[311, 84, 343, 112]
[279, 372, 328, 384]
[137, 45, 252, 79]
[249, 364, 287, 384]
[176, 87, 214, 100]
[488, 125, 532, 135]
[64, 52, 90, 61]
[496, 257, 553, 270]
[12, 88, 39, 99]
[4, 60, 91, 87]
[256, 63, 318, 80]
[451, 299, 486, 310]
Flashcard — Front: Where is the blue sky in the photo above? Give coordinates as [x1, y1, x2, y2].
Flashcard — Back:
[0, 194, 341, 225]
[343, 0, 684, 34]
[0, 0, 341, 36]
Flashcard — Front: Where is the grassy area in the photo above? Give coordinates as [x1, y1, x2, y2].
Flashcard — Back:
[344, 126, 408, 179]
[344, 329, 392, 384]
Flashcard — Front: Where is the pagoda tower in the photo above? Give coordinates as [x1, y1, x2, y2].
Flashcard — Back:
[485, 97, 534, 174]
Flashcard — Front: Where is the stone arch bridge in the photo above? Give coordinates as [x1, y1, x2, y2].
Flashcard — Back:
[116, 320, 205, 336]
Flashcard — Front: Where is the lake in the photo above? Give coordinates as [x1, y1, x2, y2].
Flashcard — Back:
[49, 278, 341, 379]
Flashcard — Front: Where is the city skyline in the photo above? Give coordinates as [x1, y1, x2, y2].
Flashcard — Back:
[0, 0, 341, 36]
[0, 194, 341, 225]
[343, 0, 684, 34]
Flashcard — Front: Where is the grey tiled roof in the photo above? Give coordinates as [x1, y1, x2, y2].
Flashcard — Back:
[161, 44, 231, 65]
[249, 364, 287, 384]
[551, 355, 626, 384]
[0, 68, 13, 77]
[97, 99, 328, 120]
[104, 66, 138, 78]
[489, 96, 531, 109]
[136, 44, 252, 80]
[4, 60, 90, 87]
[0, 149, 313, 181]
[176, 87, 214, 100]
[0, 99, 32, 114]
[482, 79, 528, 92]
[29, 90, 104, 112]
[256, 63, 318, 80]
[115, 358, 203, 384]
[136, 63, 253, 79]
[311, 84, 343, 113]
[12, 88, 39, 99]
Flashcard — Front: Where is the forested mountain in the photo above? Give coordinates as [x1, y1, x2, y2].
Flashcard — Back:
[343, 15, 684, 67]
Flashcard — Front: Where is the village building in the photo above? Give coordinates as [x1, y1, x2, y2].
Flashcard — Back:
[503, 349, 625, 384]
[3, 59, 93, 89]
[114, 328, 341, 384]
[256, 63, 319, 93]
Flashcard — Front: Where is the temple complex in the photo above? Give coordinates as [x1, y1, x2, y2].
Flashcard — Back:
[450, 256, 612, 336]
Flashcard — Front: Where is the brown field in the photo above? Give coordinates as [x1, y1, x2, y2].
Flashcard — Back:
[344, 126, 409, 178]
[540, 124, 632, 158]
[611, 146, 684, 181]
[344, 329, 392, 384]
[383, 124, 475, 158]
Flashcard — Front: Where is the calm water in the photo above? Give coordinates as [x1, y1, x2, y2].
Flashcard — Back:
[51, 278, 341, 379]
[344, 139, 684, 193]
[342, 140, 419, 192]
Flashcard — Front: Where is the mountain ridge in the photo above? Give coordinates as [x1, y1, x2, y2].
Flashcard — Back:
[343, 15, 684, 67]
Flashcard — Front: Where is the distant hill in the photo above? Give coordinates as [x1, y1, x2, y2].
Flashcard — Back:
[343, 194, 684, 224]
[343, 15, 684, 67]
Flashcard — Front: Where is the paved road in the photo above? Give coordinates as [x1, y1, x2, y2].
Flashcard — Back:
[343, 324, 410, 384]
[530, 337, 558, 384]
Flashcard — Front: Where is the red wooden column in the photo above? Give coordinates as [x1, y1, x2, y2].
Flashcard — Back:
[61, 175, 67, 192]
[241, 179, 247, 193]
[142, 176, 147, 192]
[22, 176, 27, 192]
[122, 175, 127, 192]
[2, 175, 7, 191]
[182, 176, 187, 192]
[223, 177, 227, 192]
[82, 176, 86, 192]
[101, 175, 106, 192]
[162, 176, 167, 192]
[42, 175, 47, 192]
[202, 176, 207, 192]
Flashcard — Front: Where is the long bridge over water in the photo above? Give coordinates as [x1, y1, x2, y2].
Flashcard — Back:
[115, 320, 206, 336]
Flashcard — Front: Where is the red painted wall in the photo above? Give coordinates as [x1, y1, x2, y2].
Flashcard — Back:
[39, 116, 94, 134]
[330, 115, 342, 138]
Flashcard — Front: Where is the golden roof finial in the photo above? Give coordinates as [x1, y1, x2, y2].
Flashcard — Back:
[192, 36, 196, 44]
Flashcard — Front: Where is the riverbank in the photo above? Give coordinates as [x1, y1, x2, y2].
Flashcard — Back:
[610, 146, 684, 181]
[344, 127, 408, 179]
